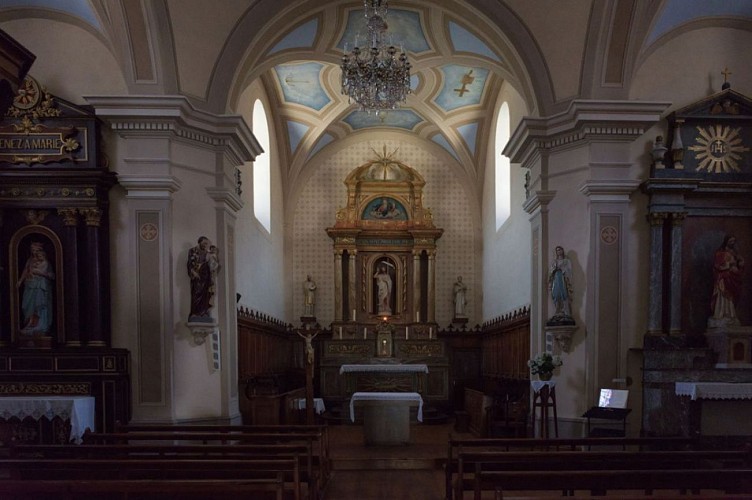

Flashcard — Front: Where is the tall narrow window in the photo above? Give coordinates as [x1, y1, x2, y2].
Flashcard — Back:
[252, 99, 271, 232]
[495, 102, 511, 230]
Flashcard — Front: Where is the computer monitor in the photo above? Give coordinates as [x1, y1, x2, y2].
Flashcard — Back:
[598, 389, 628, 409]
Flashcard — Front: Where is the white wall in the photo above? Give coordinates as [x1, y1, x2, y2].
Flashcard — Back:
[234, 83, 286, 320]
[482, 83, 532, 320]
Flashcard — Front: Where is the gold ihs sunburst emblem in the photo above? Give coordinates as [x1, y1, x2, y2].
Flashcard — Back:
[688, 125, 749, 173]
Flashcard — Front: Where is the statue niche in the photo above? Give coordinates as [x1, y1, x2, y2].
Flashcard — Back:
[372, 256, 397, 316]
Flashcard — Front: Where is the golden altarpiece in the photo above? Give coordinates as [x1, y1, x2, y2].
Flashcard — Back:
[320, 149, 449, 404]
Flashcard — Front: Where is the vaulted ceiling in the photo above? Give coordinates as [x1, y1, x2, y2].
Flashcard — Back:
[2, 0, 751, 196]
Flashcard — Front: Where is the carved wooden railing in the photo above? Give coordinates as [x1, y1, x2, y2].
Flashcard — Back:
[481, 306, 531, 381]
[236, 307, 294, 381]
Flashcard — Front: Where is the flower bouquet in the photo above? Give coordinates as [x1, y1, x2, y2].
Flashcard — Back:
[527, 352, 562, 380]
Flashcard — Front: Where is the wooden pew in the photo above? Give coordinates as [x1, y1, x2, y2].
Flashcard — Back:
[82, 429, 325, 499]
[445, 435, 699, 500]
[1, 458, 300, 499]
[11, 443, 309, 460]
[111, 423, 330, 477]
[475, 469, 752, 499]
[113, 423, 330, 474]
[456, 449, 752, 500]
[0, 478, 287, 500]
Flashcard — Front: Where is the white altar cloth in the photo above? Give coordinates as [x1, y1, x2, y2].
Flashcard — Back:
[0, 396, 96, 443]
[675, 382, 752, 401]
[531, 380, 557, 392]
[349, 392, 423, 422]
[293, 397, 326, 414]
[339, 364, 429, 374]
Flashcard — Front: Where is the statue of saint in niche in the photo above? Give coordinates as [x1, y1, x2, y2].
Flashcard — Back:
[709, 234, 745, 327]
[373, 260, 395, 316]
[17, 240, 55, 335]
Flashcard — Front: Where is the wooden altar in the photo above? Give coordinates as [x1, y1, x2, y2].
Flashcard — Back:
[0, 76, 130, 432]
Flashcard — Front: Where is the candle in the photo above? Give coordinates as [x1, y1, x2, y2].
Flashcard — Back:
[352, 309, 356, 322]
[339, 326, 343, 340]
[405, 326, 409, 340]
[363, 327, 367, 339]
[416, 311, 420, 323]
[429, 327, 433, 339]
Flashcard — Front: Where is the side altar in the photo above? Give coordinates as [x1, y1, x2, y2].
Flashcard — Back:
[320, 149, 449, 405]
[641, 78, 752, 439]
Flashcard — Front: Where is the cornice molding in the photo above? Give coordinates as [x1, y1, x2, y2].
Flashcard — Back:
[504, 100, 671, 168]
[522, 190, 556, 215]
[206, 187, 243, 213]
[84, 95, 263, 165]
[118, 175, 182, 199]
[579, 180, 641, 202]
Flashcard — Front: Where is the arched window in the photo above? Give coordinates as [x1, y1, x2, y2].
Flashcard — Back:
[495, 102, 511, 230]
[252, 99, 271, 232]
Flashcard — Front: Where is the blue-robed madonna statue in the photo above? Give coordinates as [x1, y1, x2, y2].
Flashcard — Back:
[547, 245, 575, 325]
[17, 241, 55, 335]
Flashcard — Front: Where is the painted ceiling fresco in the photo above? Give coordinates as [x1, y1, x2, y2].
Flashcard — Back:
[435, 65, 489, 111]
[343, 109, 424, 131]
[336, 8, 430, 53]
[4, 0, 752, 172]
[273, 62, 331, 111]
[268, 18, 319, 54]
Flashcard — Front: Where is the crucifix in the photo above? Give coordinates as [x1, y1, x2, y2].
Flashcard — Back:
[721, 67, 732, 84]
[296, 325, 320, 424]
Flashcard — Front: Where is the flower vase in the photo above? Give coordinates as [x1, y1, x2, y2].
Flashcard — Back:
[538, 372, 553, 381]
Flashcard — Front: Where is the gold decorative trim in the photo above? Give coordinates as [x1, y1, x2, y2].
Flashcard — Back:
[689, 124, 748, 173]
[24, 209, 49, 225]
[5, 76, 62, 121]
[57, 208, 78, 226]
[0, 383, 90, 395]
[79, 207, 102, 227]
[326, 343, 371, 356]
[397, 343, 443, 357]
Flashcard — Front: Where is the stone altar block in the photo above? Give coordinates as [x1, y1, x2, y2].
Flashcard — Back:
[350, 392, 423, 445]
[706, 326, 752, 367]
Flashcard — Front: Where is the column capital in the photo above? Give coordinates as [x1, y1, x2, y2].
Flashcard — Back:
[79, 207, 102, 227]
[647, 212, 669, 226]
[670, 212, 688, 226]
[57, 208, 78, 226]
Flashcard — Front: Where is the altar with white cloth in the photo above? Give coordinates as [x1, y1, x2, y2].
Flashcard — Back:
[675, 382, 752, 436]
[338, 363, 428, 395]
[0, 396, 96, 444]
[350, 391, 423, 445]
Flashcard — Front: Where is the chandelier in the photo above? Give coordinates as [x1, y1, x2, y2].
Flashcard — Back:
[340, 0, 412, 114]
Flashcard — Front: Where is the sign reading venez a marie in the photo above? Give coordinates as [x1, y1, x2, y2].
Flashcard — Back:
[359, 239, 412, 246]
[0, 127, 86, 164]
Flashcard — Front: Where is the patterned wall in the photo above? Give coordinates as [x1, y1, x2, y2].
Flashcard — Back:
[293, 139, 476, 327]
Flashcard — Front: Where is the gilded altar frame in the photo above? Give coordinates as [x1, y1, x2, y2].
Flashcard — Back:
[327, 147, 443, 328]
